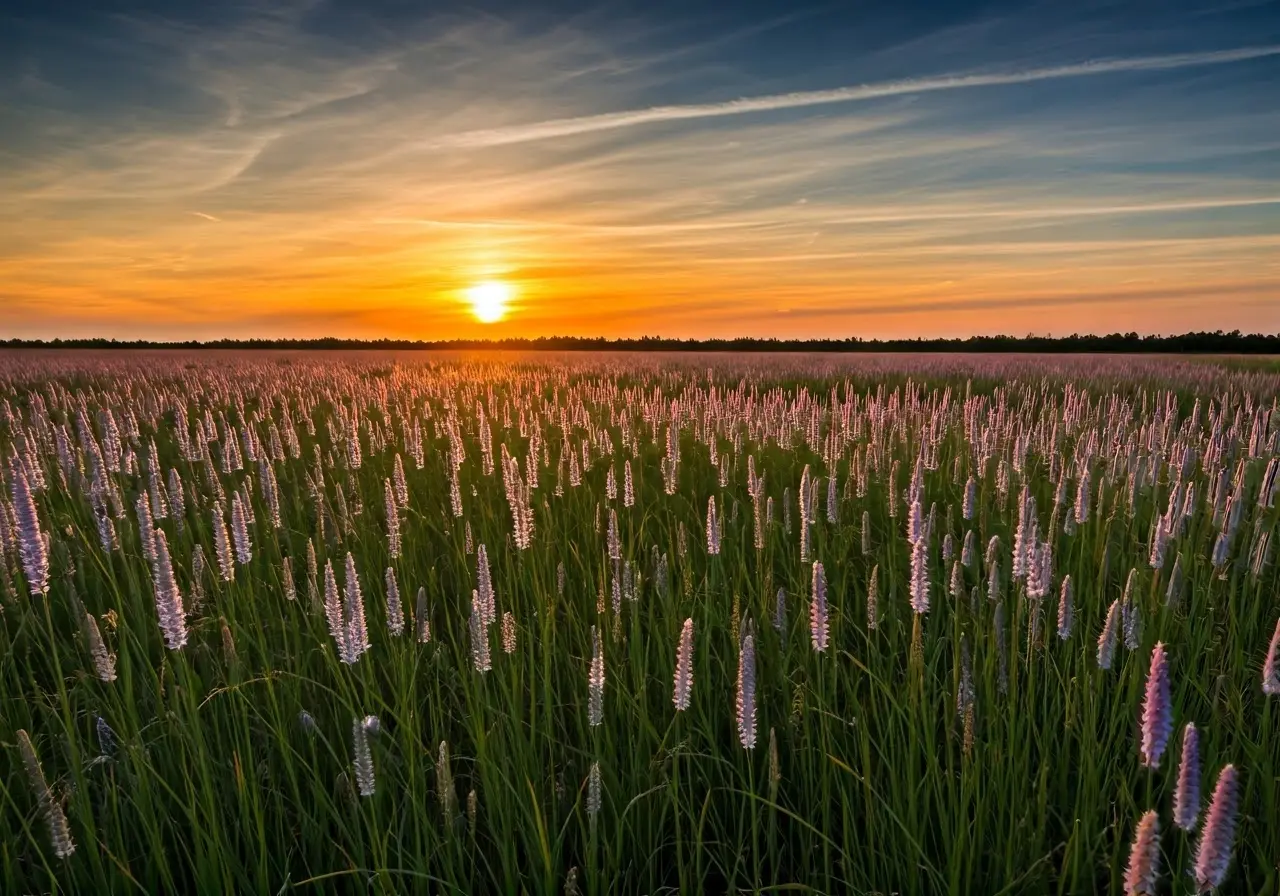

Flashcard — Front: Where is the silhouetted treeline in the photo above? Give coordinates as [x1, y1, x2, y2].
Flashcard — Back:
[3, 331, 1279, 353]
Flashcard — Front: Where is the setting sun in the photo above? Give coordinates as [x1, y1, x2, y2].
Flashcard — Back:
[467, 281, 512, 324]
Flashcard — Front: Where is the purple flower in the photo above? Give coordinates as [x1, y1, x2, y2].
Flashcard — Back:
[1139, 642, 1173, 768]
[1262, 617, 1280, 697]
[151, 529, 187, 650]
[909, 536, 930, 615]
[673, 618, 694, 710]
[810, 561, 829, 651]
[9, 458, 48, 596]
[1098, 599, 1120, 670]
[351, 717, 375, 797]
[588, 625, 604, 726]
[469, 591, 491, 673]
[385, 567, 404, 637]
[1173, 723, 1201, 832]
[1193, 764, 1240, 892]
[1123, 810, 1160, 895]
[736, 629, 757, 749]
[706, 496, 721, 556]
[1057, 575, 1074, 641]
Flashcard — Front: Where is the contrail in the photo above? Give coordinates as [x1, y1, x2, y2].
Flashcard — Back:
[436, 45, 1280, 148]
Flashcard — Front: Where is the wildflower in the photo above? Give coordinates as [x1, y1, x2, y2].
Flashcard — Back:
[962, 476, 976, 520]
[1123, 810, 1160, 895]
[343, 552, 369, 663]
[961, 529, 975, 567]
[909, 536, 929, 615]
[1262, 617, 1280, 696]
[260, 461, 281, 529]
[152, 529, 187, 650]
[907, 497, 923, 545]
[957, 635, 975, 718]
[351, 717, 375, 797]
[469, 592, 491, 672]
[212, 506, 234, 582]
[476, 544, 496, 626]
[437, 741, 455, 819]
[736, 629, 757, 749]
[96, 716, 118, 756]
[385, 567, 404, 637]
[949, 559, 964, 601]
[282, 556, 296, 601]
[231, 492, 252, 565]
[1057, 575, 1074, 640]
[986, 538, 1002, 601]
[416, 586, 431, 643]
[385, 479, 401, 558]
[706, 496, 720, 556]
[135, 493, 155, 563]
[84, 611, 117, 682]
[393, 453, 409, 506]
[1173, 723, 1201, 832]
[10, 460, 49, 595]
[586, 762, 602, 818]
[16, 729, 75, 858]
[810, 561, 829, 651]
[772, 587, 786, 634]
[1193, 764, 1240, 892]
[588, 625, 604, 726]
[1140, 642, 1173, 768]
[673, 618, 694, 710]
[502, 611, 517, 654]
[1098, 599, 1120, 670]
[1075, 468, 1091, 524]
[1012, 486, 1031, 580]
[607, 508, 620, 561]
[323, 560, 347, 658]
[867, 564, 879, 630]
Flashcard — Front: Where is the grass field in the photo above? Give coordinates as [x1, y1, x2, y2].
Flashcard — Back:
[1, 350, 1278, 894]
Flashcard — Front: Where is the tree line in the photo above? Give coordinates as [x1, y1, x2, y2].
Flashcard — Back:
[2, 331, 1279, 353]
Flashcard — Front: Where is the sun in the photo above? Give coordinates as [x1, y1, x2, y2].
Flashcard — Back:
[467, 280, 512, 324]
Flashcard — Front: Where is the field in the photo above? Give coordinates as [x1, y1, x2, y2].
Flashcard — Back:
[1, 349, 1278, 894]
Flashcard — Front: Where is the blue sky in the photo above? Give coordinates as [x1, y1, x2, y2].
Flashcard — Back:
[1, 0, 1277, 339]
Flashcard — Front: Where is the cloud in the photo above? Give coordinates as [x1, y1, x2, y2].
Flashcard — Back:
[433, 44, 1280, 148]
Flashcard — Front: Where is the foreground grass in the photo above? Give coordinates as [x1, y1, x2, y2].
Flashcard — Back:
[0, 352, 1277, 894]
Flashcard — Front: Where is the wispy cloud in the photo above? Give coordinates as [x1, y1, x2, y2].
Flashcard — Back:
[435, 45, 1280, 148]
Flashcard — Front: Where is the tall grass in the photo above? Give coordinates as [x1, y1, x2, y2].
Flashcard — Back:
[0, 350, 1277, 894]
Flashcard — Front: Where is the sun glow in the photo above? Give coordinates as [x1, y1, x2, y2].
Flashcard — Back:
[467, 280, 512, 324]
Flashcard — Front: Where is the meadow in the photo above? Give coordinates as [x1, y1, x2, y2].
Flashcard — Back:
[1, 349, 1278, 894]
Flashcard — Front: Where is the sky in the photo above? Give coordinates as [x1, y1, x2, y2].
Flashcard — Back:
[1, 0, 1278, 341]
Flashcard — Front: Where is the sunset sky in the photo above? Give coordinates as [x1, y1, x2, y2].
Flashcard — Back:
[2, 0, 1278, 340]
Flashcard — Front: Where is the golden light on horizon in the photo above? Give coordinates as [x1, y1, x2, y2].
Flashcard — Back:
[467, 280, 513, 324]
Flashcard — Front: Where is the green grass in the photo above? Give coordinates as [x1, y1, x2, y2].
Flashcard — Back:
[1, 353, 1277, 894]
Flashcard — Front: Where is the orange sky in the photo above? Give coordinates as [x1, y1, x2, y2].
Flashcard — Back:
[3, 5, 1278, 339]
